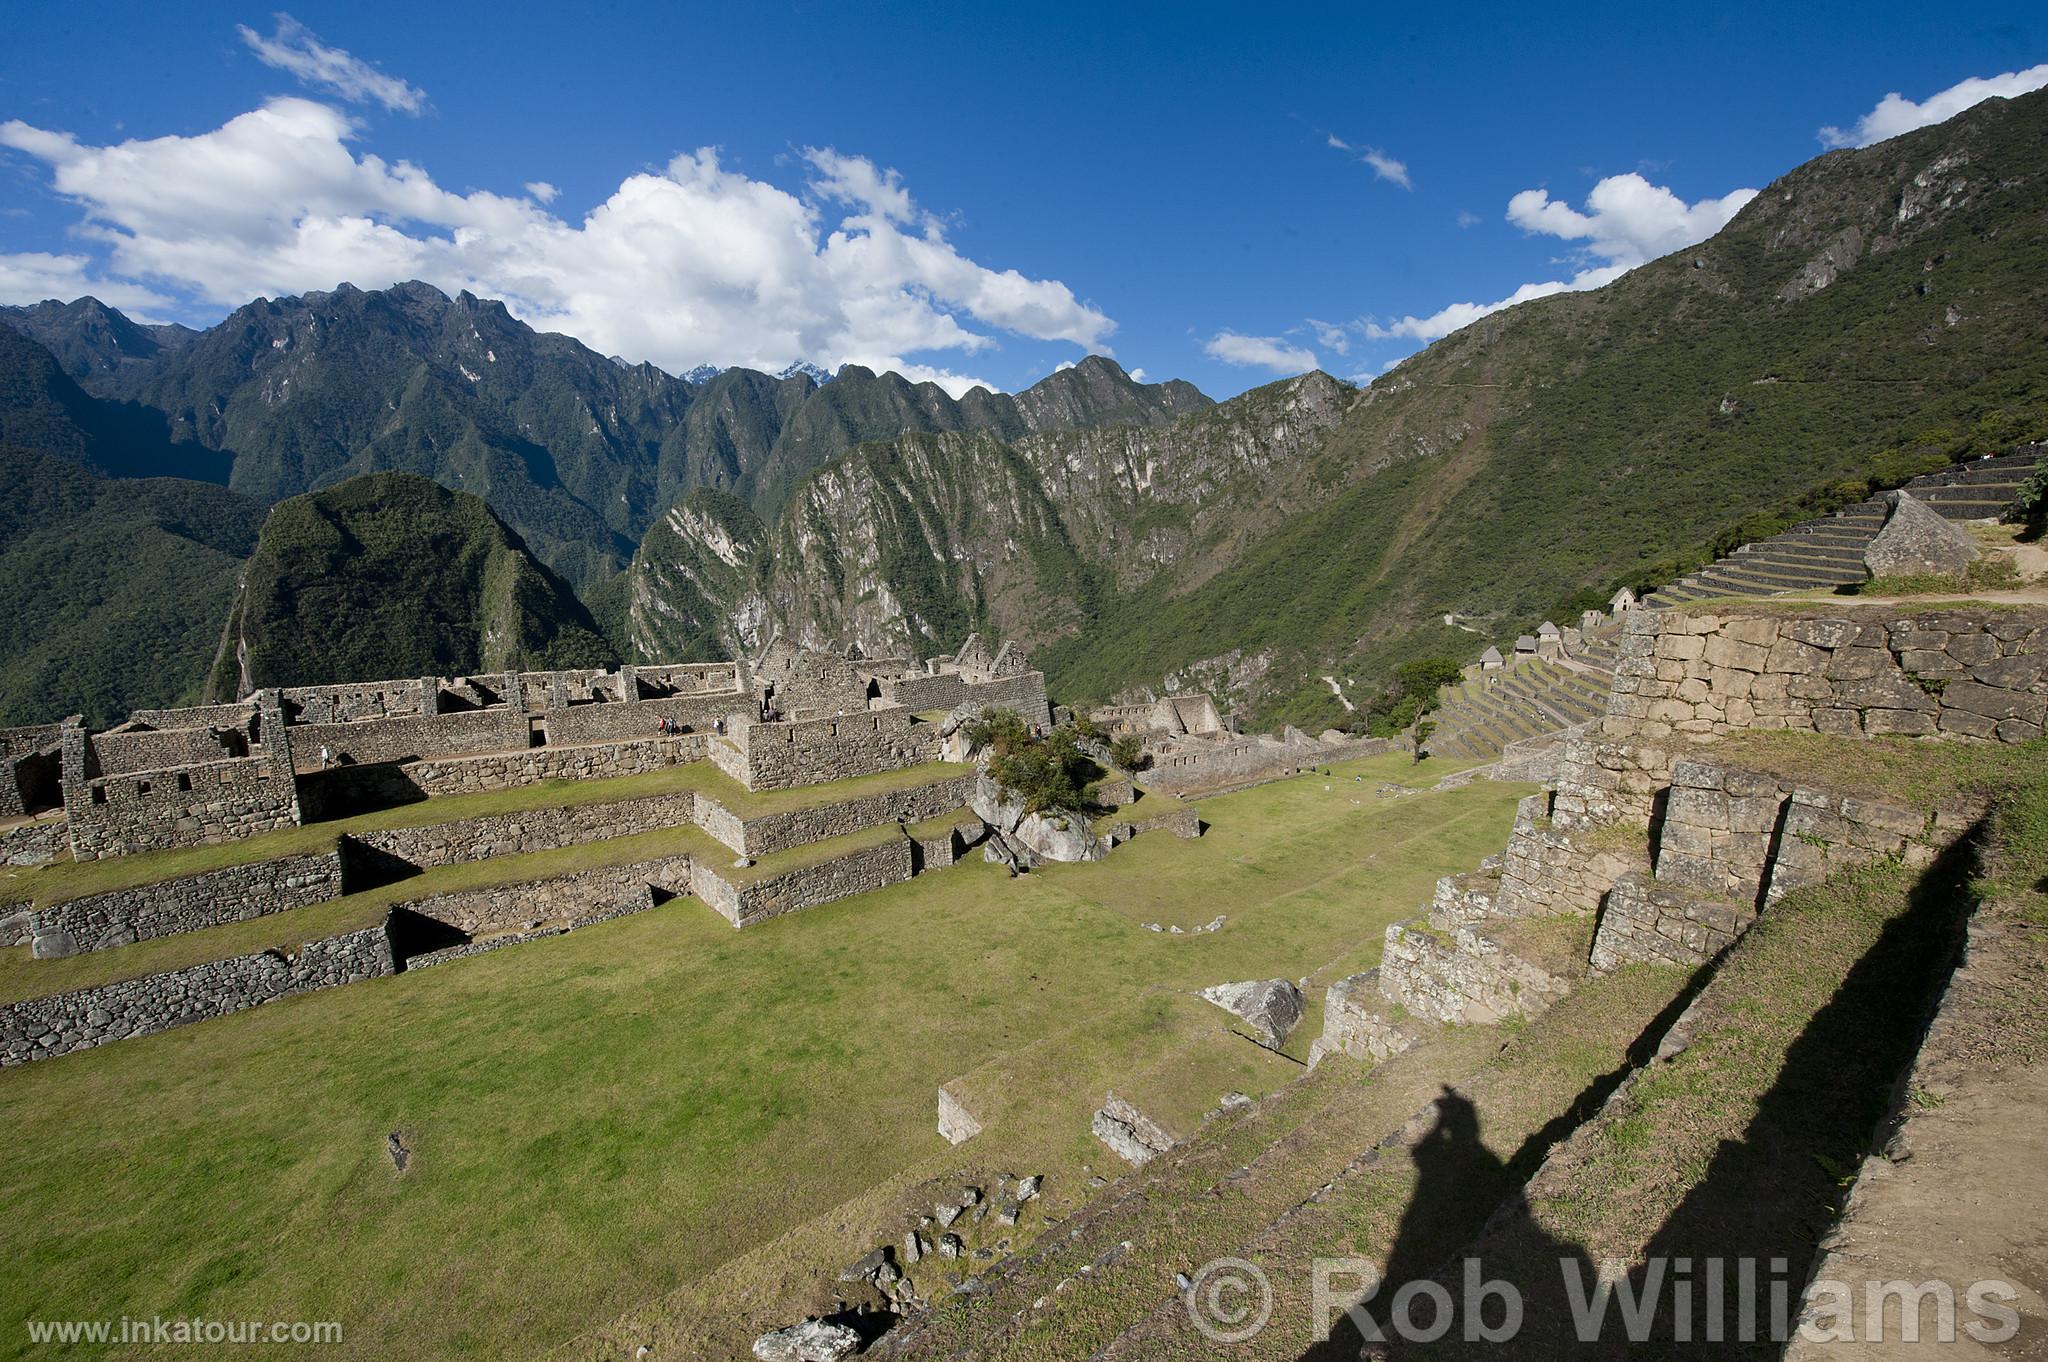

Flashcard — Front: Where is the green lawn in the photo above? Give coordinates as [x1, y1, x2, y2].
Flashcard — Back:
[0, 753, 1524, 1360]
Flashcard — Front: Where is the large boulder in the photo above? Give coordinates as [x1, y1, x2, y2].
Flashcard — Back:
[971, 773, 1106, 863]
[1199, 979, 1306, 1050]
[752, 1319, 860, 1362]
[1864, 491, 1980, 579]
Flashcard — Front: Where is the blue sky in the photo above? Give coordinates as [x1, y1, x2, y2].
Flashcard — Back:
[2, 1, 2043, 397]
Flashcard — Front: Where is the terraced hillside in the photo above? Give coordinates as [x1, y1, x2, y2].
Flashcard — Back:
[1424, 658, 1613, 763]
[1644, 446, 2036, 607]
[0, 750, 1511, 1361]
[878, 732, 2047, 1362]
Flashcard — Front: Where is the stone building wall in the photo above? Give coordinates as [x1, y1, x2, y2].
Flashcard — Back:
[0, 723, 61, 816]
[126, 703, 257, 731]
[289, 709, 532, 767]
[63, 715, 301, 864]
[545, 692, 743, 746]
[393, 855, 692, 936]
[1606, 607, 2045, 745]
[90, 724, 252, 777]
[279, 679, 431, 723]
[693, 836, 915, 928]
[347, 792, 698, 869]
[694, 773, 975, 857]
[27, 851, 345, 957]
[0, 922, 395, 1066]
[882, 670, 1054, 729]
[298, 734, 705, 813]
[711, 710, 940, 792]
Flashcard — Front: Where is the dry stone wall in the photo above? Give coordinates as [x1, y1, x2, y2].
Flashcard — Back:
[65, 752, 301, 862]
[290, 709, 531, 767]
[711, 710, 939, 791]
[301, 734, 705, 813]
[1607, 607, 2045, 744]
[883, 670, 1053, 729]
[347, 792, 698, 870]
[28, 851, 345, 957]
[393, 855, 691, 936]
[693, 836, 915, 928]
[694, 774, 976, 857]
[0, 922, 395, 1066]
[545, 693, 742, 745]
[0, 815, 65, 869]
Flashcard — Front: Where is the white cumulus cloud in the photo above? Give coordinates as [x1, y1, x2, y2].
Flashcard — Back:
[1365, 172, 1756, 342]
[1204, 331, 1318, 374]
[0, 250, 178, 321]
[0, 97, 1114, 397]
[237, 14, 428, 114]
[1820, 64, 2048, 148]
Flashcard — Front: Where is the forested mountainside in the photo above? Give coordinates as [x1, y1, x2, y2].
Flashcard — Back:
[627, 87, 2048, 728]
[3, 287, 1208, 589]
[203, 472, 613, 701]
[0, 444, 262, 727]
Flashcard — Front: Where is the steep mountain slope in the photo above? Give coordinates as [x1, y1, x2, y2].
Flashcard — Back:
[32, 284, 1208, 590]
[0, 444, 263, 727]
[1043, 88, 2048, 727]
[620, 371, 1351, 661]
[0, 323, 228, 483]
[203, 472, 614, 699]
[631, 87, 2048, 726]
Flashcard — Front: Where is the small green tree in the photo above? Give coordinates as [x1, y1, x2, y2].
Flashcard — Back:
[1109, 732, 1146, 771]
[962, 707, 1031, 757]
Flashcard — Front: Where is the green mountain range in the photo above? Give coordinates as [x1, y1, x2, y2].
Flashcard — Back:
[1, 87, 2045, 731]
[628, 86, 2048, 728]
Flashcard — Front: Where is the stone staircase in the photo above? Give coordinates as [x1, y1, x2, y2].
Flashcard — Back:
[1424, 658, 1612, 763]
[1642, 447, 2038, 609]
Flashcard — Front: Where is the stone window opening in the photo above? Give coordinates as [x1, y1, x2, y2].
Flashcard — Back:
[176, 773, 192, 792]
[136, 780, 151, 796]
[90, 784, 107, 806]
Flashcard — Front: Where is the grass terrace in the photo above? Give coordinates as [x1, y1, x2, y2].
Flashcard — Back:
[0, 759, 972, 912]
[0, 753, 1522, 1361]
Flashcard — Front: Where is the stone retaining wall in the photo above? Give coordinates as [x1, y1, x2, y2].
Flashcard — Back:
[693, 836, 916, 928]
[0, 815, 65, 869]
[65, 748, 301, 863]
[347, 792, 697, 870]
[1588, 872, 1756, 971]
[26, 850, 346, 958]
[694, 774, 976, 857]
[0, 922, 395, 1066]
[1607, 607, 2046, 745]
[393, 855, 692, 937]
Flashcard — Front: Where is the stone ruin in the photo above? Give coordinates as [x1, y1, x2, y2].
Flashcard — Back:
[8, 638, 1056, 867]
[1087, 692, 1404, 795]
